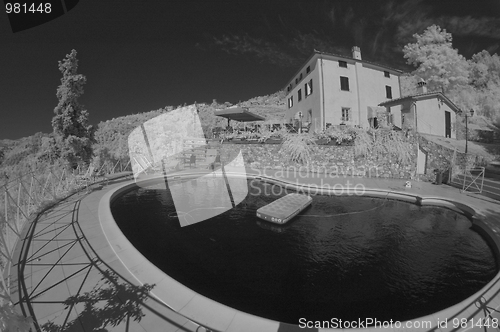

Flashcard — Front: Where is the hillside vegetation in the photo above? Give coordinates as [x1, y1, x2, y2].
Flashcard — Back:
[0, 92, 286, 176]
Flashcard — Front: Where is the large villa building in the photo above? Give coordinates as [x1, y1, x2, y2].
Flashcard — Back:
[284, 47, 404, 132]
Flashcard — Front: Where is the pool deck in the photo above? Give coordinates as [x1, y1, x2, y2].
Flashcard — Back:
[7, 168, 500, 332]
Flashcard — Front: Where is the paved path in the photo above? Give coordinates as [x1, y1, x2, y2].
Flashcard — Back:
[8, 170, 500, 331]
[10, 179, 204, 332]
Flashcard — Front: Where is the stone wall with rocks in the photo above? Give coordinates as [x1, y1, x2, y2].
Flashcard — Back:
[418, 135, 490, 182]
[217, 142, 417, 180]
[214, 134, 490, 183]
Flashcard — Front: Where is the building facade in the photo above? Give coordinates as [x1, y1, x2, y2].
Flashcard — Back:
[284, 47, 403, 132]
[379, 81, 459, 139]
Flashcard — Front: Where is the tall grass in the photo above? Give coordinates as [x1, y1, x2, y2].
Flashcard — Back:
[280, 132, 317, 165]
[354, 129, 414, 166]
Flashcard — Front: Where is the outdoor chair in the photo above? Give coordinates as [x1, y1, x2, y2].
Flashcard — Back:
[133, 156, 157, 175]
[141, 155, 163, 173]
[285, 124, 297, 133]
[162, 157, 180, 172]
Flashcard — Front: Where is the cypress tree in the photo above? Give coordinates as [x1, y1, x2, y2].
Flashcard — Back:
[51, 49, 94, 168]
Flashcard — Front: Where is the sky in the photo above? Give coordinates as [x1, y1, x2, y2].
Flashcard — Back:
[1, 0, 500, 140]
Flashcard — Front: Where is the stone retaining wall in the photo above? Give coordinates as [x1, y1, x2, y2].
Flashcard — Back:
[418, 135, 490, 182]
[217, 142, 417, 180]
[213, 134, 489, 183]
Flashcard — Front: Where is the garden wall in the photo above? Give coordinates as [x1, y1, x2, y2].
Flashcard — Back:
[217, 142, 417, 180]
[418, 135, 490, 182]
[215, 135, 489, 183]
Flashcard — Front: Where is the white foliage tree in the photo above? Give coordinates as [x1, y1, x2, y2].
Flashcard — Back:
[403, 25, 469, 93]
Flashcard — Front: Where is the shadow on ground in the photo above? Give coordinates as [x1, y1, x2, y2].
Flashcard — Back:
[40, 269, 154, 332]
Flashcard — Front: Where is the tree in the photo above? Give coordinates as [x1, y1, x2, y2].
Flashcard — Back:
[403, 25, 469, 93]
[469, 50, 500, 89]
[448, 80, 483, 111]
[51, 50, 94, 168]
[399, 74, 419, 97]
[457, 50, 500, 120]
[36, 134, 59, 164]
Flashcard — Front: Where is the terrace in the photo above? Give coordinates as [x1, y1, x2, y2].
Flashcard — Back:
[2, 157, 500, 331]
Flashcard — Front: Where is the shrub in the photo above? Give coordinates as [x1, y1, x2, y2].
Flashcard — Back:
[314, 126, 357, 145]
[354, 128, 414, 165]
[280, 132, 317, 165]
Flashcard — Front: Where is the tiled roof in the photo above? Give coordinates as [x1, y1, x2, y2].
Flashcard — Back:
[283, 50, 405, 91]
[314, 50, 404, 74]
[378, 91, 460, 112]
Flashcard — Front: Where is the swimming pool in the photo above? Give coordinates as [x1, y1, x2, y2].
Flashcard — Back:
[110, 177, 498, 325]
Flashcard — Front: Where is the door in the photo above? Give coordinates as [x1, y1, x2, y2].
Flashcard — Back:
[445, 111, 451, 138]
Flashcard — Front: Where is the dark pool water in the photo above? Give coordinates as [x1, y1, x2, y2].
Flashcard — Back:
[111, 179, 498, 324]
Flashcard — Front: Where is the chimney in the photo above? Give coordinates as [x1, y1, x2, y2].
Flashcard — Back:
[351, 46, 361, 60]
[417, 78, 427, 94]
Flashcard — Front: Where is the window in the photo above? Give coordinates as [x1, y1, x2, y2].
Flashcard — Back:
[386, 85, 392, 99]
[287, 86, 290, 92]
[288, 96, 293, 108]
[305, 79, 313, 96]
[298, 89, 302, 102]
[341, 108, 350, 122]
[384, 71, 390, 78]
[340, 76, 349, 91]
[306, 66, 310, 74]
[299, 73, 303, 80]
[339, 60, 347, 68]
[295, 78, 299, 84]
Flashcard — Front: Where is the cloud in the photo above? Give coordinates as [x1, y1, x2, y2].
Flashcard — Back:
[444, 16, 500, 39]
[206, 0, 499, 71]
[386, 1, 500, 45]
[213, 35, 300, 68]
[211, 33, 351, 69]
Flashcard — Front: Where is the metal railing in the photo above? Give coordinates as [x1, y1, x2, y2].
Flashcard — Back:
[448, 148, 491, 196]
[0, 167, 85, 306]
[460, 167, 486, 194]
[0, 161, 219, 332]
[0, 159, 136, 305]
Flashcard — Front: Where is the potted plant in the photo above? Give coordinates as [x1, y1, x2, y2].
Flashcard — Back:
[314, 130, 331, 145]
[433, 166, 450, 185]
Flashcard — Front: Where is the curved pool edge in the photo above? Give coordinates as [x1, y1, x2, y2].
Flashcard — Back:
[98, 174, 282, 332]
[98, 172, 500, 332]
